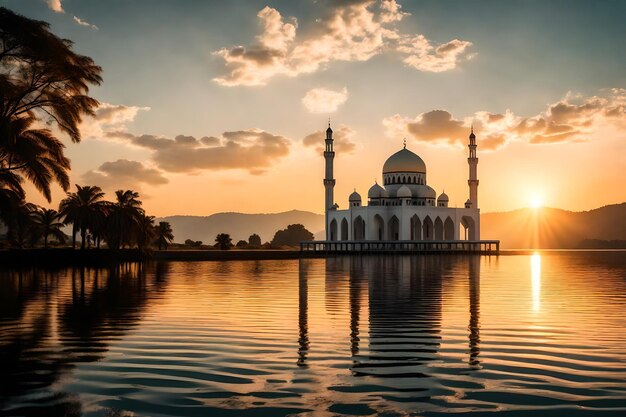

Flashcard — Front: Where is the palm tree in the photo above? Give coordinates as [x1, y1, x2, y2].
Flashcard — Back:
[135, 214, 156, 251]
[0, 116, 71, 202]
[59, 185, 107, 250]
[0, 170, 24, 228]
[6, 202, 37, 248]
[215, 233, 232, 250]
[106, 189, 144, 249]
[156, 222, 174, 250]
[31, 208, 66, 248]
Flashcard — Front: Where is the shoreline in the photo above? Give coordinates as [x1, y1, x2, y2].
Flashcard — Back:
[1, 248, 625, 267]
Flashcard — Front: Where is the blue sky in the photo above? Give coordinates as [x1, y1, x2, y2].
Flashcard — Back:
[4, 0, 626, 214]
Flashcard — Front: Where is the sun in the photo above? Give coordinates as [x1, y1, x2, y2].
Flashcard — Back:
[530, 196, 543, 209]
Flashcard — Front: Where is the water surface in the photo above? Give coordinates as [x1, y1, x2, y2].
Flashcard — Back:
[1, 253, 626, 416]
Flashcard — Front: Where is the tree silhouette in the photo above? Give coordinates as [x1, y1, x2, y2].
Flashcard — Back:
[106, 189, 144, 249]
[59, 185, 107, 250]
[135, 214, 156, 251]
[248, 233, 262, 247]
[215, 233, 232, 250]
[31, 207, 65, 248]
[0, 7, 102, 202]
[156, 221, 174, 250]
[271, 224, 314, 247]
[5, 201, 36, 247]
[0, 170, 23, 227]
[184, 239, 202, 247]
[236, 239, 248, 248]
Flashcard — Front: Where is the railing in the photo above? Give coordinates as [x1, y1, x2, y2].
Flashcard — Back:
[300, 240, 500, 255]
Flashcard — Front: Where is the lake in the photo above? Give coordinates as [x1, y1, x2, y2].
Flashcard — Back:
[1, 252, 626, 416]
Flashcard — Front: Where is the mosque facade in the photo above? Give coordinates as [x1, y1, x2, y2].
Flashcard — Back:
[324, 125, 480, 242]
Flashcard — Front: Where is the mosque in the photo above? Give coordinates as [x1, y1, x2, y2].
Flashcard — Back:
[323, 124, 480, 243]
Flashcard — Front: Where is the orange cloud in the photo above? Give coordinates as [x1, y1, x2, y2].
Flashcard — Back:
[44, 0, 63, 13]
[302, 87, 348, 113]
[81, 103, 150, 138]
[384, 89, 626, 150]
[213, 1, 473, 86]
[106, 129, 291, 174]
[82, 159, 168, 192]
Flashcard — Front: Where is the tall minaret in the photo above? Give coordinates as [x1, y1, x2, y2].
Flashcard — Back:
[324, 123, 335, 240]
[468, 126, 479, 208]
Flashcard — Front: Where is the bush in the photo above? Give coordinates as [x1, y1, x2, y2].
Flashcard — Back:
[184, 239, 203, 248]
[236, 240, 248, 248]
[270, 224, 314, 248]
[215, 233, 232, 250]
[248, 233, 262, 247]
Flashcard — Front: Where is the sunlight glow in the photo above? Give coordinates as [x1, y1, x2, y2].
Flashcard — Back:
[530, 196, 543, 209]
[531, 253, 541, 312]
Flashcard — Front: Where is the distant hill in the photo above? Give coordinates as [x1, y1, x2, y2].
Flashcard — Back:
[3, 203, 624, 249]
[156, 210, 325, 244]
[481, 203, 626, 249]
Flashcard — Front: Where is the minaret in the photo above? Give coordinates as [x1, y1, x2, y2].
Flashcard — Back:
[468, 126, 479, 208]
[324, 123, 335, 240]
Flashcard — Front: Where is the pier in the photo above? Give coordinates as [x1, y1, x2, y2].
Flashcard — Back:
[300, 240, 500, 255]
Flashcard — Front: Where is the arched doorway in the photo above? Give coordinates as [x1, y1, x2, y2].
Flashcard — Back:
[374, 214, 384, 241]
[340, 218, 349, 241]
[410, 215, 421, 240]
[388, 215, 400, 240]
[329, 219, 337, 241]
[353, 216, 365, 240]
[461, 216, 476, 240]
[444, 217, 455, 241]
[422, 216, 433, 240]
[434, 217, 444, 240]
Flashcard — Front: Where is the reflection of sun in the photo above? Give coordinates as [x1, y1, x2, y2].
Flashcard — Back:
[531, 253, 541, 312]
[530, 196, 543, 209]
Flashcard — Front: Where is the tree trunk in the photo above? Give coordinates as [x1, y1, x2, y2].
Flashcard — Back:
[81, 227, 86, 250]
[44, 234, 48, 249]
[72, 226, 77, 249]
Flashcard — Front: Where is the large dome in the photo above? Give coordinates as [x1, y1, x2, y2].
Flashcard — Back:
[382, 148, 426, 174]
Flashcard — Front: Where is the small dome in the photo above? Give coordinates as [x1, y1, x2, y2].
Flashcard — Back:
[437, 191, 449, 202]
[397, 185, 412, 198]
[465, 199, 473, 207]
[326, 125, 333, 134]
[349, 190, 362, 202]
[383, 148, 426, 174]
[368, 183, 385, 199]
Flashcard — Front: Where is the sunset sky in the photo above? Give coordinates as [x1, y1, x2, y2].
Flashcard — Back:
[5, 0, 626, 216]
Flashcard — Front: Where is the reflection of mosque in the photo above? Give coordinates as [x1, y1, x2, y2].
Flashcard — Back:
[298, 256, 481, 375]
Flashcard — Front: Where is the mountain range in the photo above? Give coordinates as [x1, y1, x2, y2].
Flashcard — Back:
[157, 203, 626, 249]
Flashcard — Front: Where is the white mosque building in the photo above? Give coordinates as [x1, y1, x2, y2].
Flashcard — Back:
[323, 124, 480, 243]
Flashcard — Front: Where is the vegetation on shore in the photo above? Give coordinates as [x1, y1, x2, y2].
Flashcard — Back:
[0, 8, 315, 252]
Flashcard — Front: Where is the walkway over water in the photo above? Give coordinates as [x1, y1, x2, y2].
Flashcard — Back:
[301, 240, 500, 255]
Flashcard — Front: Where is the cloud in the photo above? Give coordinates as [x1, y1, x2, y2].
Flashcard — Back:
[81, 103, 150, 138]
[82, 159, 168, 193]
[383, 89, 626, 151]
[213, 1, 473, 86]
[303, 124, 357, 154]
[396, 37, 473, 72]
[302, 87, 348, 113]
[73, 16, 98, 30]
[44, 0, 63, 13]
[106, 129, 291, 174]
